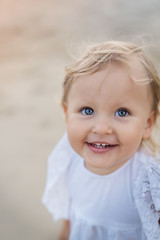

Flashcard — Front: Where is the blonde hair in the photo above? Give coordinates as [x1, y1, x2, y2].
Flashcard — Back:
[62, 41, 160, 155]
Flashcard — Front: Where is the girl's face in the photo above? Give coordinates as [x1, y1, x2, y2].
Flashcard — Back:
[64, 64, 155, 175]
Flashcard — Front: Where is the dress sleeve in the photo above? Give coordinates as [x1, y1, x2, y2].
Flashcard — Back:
[134, 156, 160, 240]
[42, 133, 77, 221]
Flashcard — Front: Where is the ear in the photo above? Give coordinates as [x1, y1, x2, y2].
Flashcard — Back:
[62, 102, 68, 121]
[142, 111, 156, 140]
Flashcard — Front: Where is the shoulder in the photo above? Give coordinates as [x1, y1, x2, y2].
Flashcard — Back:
[48, 133, 77, 173]
[133, 151, 160, 239]
[42, 133, 79, 221]
[134, 151, 160, 202]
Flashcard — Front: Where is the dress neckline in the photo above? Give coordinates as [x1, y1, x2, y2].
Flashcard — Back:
[78, 154, 135, 179]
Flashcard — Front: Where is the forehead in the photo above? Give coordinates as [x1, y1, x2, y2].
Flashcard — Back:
[67, 63, 152, 107]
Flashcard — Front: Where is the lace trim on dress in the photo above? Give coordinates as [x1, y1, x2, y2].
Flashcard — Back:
[134, 155, 160, 240]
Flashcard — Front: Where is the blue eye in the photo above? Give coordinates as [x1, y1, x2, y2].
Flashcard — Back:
[81, 107, 94, 115]
[115, 109, 130, 117]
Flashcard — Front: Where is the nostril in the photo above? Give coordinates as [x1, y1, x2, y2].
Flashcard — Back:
[92, 124, 113, 135]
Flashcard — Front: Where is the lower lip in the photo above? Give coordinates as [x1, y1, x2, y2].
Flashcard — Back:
[86, 143, 117, 154]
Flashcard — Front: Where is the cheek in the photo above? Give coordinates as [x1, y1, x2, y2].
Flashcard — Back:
[118, 128, 143, 156]
[118, 122, 146, 143]
[67, 116, 88, 136]
[66, 118, 86, 150]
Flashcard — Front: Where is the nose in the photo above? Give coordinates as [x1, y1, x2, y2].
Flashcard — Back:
[92, 117, 113, 135]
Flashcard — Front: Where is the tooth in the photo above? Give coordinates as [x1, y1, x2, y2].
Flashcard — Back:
[91, 143, 112, 148]
[95, 143, 100, 147]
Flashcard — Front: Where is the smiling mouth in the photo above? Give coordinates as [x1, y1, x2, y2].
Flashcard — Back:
[87, 142, 118, 149]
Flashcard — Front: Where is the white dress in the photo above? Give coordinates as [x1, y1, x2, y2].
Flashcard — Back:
[42, 134, 160, 240]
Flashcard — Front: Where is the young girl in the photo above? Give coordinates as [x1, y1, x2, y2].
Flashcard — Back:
[42, 41, 160, 240]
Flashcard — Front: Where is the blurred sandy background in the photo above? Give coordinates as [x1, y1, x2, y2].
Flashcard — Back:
[0, 0, 160, 239]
